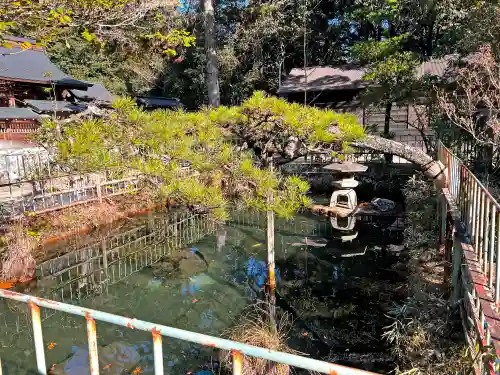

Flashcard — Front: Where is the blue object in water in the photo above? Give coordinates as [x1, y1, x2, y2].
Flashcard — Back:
[195, 371, 212, 375]
[256, 274, 266, 288]
[168, 360, 176, 367]
[247, 257, 280, 287]
[191, 247, 199, 253]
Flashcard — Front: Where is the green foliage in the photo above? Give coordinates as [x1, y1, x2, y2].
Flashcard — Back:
[1, 0, 194, 76]
[37, 92, 364, 220]
[352, 34, 409, 64]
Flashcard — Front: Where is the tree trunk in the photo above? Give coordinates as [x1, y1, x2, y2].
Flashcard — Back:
[352, 135, 447, 189]
[203, 0, 220, 107]
[384, 102, 393, 163]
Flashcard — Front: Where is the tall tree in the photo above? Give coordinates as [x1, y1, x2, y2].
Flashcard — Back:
[204, 0, 221, 106]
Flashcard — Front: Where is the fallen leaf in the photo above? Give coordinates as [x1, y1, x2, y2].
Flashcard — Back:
[47, 342, 57, 350]
[132, 367, 143, 375]
[252, 243, 262, 248]
[192, 298, 198, 303]
[103, 364, 112, 370]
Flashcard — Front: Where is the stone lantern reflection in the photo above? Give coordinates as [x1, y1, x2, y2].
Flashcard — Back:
[323, 161, 367, 239]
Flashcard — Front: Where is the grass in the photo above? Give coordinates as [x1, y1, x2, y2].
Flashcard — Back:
[222, 302, 299, 375]
[0, 222, 37, 283]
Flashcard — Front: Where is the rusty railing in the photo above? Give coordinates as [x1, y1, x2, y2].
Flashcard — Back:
[437, 141, 500, 374]
[0, 288, 378, 375]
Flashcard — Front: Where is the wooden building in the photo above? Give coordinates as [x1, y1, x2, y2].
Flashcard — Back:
[0, 36, 91, 142]
[278, 57, 455, 151]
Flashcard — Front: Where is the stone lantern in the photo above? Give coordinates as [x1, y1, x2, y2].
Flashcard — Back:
[323, 161, 368, 210]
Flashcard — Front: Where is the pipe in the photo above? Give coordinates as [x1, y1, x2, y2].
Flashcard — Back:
[30, 302, 47, 375]
[0, 290, 378, 375]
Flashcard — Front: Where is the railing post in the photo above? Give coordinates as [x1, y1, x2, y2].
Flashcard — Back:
[472, 181, 478, 239]
[96, 174, 102, 203]
[86, 315, 100, 375]
[489, 206, 496, 288]
[483, 200, 490, 273]
[30, 302, 47, 374]
[232, 350, 243, 375]
[152, 329, 164, 375]
[478, 192, 485, 262]
[444, 209, 454, 284]
[496, 209, 500, 305]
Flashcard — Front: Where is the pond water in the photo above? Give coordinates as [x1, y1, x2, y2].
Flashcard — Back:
[0, 204, 406, 375]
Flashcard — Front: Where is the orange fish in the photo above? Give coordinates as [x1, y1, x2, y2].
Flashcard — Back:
[103, 364, 112, 370]
[192, 298, 199, 303]
[0, 282, 14, 289]
[132, 367, 143, 375]
[49, 364, 56, 371]
[47, 342, 57, 350]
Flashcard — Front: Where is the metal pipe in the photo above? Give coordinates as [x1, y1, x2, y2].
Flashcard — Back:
[232, 350, 243, 375]
[0, 290, 378, 375]
[478, 191, 485, 261]
[30, 302, 47, 375]
[152, 329, 164, 375]
[489, 206, 496, 288]
[483, 200, 490, 273]
[465, 174, 471, 233]
[496, 211, 500, 304]
[86, 315, 100, 375]
[472, 181, 478, 239]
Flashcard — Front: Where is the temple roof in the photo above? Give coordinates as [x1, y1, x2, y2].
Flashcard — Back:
[0, 42, 90, 89]
[0, 107, 40, 120]
[24, 100, 87, 114]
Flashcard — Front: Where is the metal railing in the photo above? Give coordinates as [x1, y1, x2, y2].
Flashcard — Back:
[437, 141, 500, 374]
[0, 289, 378, 375]
[438, 142, 500, 301]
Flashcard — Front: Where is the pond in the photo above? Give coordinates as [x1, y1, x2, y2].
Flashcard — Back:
[0, 203, 406, 375]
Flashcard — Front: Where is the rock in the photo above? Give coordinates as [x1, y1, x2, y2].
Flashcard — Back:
[391, 262, 406, 272]
[371, 198, 396, 212]
[418, 248, 436, 263]
[387, 244, 405, 253]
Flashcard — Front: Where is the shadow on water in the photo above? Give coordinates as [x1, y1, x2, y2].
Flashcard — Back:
[0, 206, 406, 374]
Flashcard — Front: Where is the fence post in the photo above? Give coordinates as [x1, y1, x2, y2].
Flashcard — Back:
[86, 315, 100, 375]
[30, 302, 47, 374]
[232, 350, 243, 375]
[152, 329, 164, 375]
[96, 174, 102, 203]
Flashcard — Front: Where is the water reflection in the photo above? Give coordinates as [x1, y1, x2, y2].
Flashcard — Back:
[0, 208, 405, 374]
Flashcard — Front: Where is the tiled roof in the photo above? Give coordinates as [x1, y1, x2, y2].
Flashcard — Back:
[70, 82, 115, 104]
[278, 66, 368, 94]
[136, 97, 182, 109]
[279, 56, 460, 93]
[0, 107, 40, 120]
[0, 45, 89, 89]
[416, 55, 459, 78]
[24, 100, 87, 114]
